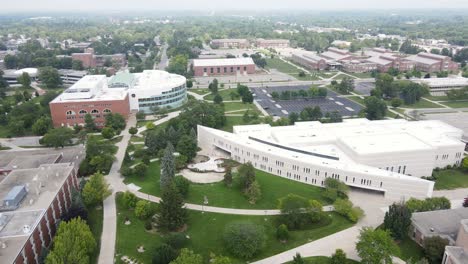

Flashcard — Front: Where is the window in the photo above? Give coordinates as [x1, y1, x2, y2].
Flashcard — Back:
[224, 67, 227, 73]
[78, 110, 87, 114]
[91, 109, 99, 114]
[217, 68, 220, 73]
[204, 68, 207, 73]
[210, 68, 214, 74]
[66, 110, 75, 115]
[244, 66, 247, 71]
[230, 67, 234, 72]
[103, 109, 111, 113]
[131, 94, 136, 98]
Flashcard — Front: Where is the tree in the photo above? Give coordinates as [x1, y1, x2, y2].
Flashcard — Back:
[364, 96, 387, 120]
[4, 54, 18, 69]
[278, 194, 323, 229]
[276, 224, 289, 241]
[134, 200, 154, 219]
[122, 191, 138, 209]
[186, 80, 193, 88]
[213, 93, 223, 104]
[423, 236, 449, 264]
[129, 127, 138, 135]
[39, 67, 62, 88]
[324, 178, 349, 200]
[167, 54, 189, 76]
[82, 172, 111, 207]
[406, 197, 451, 213]
[224, 167, 233, 187]
[241, 90, 254, 103]
[152, 244, 178, 264]
[40, 127, 74, 148]
[62, 188, 88, 222]
[383, 202, 412, 240]
[176, 135, 197, 161]
[84, 114, 96, 131]
[210, 254, 233, 264]
[161, 143, 176, 190]
[245, 180, 261, 204]
[356, 227, 399, 264]
[209, 79, 219, 94]
[158, 183, 188, 231]
[337, 77, 354, 94]
[101, 127, 115, 139]
[223, 221, 266, 259]
[391, 98, 403, 108]
[105, 113, 126, 131]
[292, 253, 305, 264]
[45, 218, 96, 264]
[331, 249, 347, 264]
[238, 162, 256, 191]
[174, 176, 190, 198]
[376, 73, 395, 98]
[72, 60, 84, 70]
[170, 248, 203, 264]
[133, 163, 148, 177]
[334, 199, 364, 223]
[17, 72, 31, 88]
[32, 116, 52, 136]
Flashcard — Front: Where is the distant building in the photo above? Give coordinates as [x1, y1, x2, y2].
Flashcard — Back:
[71, 48, 126, 69]
[406, 52, 459, 73]
[290, 53, 328, 71]
[320, 47, 354, 62]
[210, 39, 250, 49]
[255, 39, 290, 48]
[58, 69, 88, 86]
[413, 77, 468, 96]
[443, 219, 468, 264]
[3, 68, 38, 86]
[342, 60, 377, 73]
[192, 58, 256, 77]
[0, 147, 85, 264]
[49, 70, 187, 127]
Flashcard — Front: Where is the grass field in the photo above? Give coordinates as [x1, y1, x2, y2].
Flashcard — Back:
[434, 169, 468, 190]
[221, 116, 249, 132]
[395, 235, 425, 261]
[289, 73, 321, 81]
[124, 161, 328, 209]
[88, 206, 104, 264]
[386, 99, 443, 109]
[223, 102, 258, 112]
[423, 95, 449, 101]
[347, 96, 366, 106]
[115, 193, 354, 264]
[285, 256, 359, 264]
[265, 58, 301, 73]
[189, 88, 210, 95]
[439, 100, 468, 108]
[204, 89, 240, 101]
[346, 72, 374, 79]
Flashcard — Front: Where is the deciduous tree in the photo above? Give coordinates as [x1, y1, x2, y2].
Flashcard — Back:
[356, 227, 399, 264]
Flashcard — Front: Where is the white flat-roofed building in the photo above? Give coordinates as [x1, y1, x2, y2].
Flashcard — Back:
[198, 119, 465, 200]
[413, 77, 468, 96]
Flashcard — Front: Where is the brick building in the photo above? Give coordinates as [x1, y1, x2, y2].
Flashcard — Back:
[192, 58, 256, 77]
[255, 39, 290, 48]
[210, 39, 250, 49]
[0, 147, 85, 264]
[290, 53, 328, 71]
[406, 52, 459, 73]
[72, 48, 126, 69]
[49, 75, 130, 127]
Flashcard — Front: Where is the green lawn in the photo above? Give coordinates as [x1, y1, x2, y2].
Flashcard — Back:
[347, 96, 366, 106]
[289, 73, 320, 81]
[439, 100, 468, 108]
[0, 126, 10, 138]
[346, 72, 374, 79]
[88, 206, 104, 264]
[204, 89, 240, 101]
[115, 193, 354, 264]
[265, 58, 301, 73]
[285, 256, 359, 264]
[189, 88, 210, 95]
[221, 116, 249, 132]
[124, 161, 328, 209]
[434, 169, 468, 190]
[223, 102, 258, 112]
[423, 95, 449, 101]
[395, 235, 425, 261]
[130, 136, 144, 143]
[385, 99, 443, 109]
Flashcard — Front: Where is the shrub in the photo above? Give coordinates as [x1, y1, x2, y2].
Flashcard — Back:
[122, 191, 138, 209]
[223, 221, 266, 259]
[164, 232, 189, 249]
[152, 244, 177, 264]
[174, 176, 190, 198]
[276, 224, 289, 241]
[133, 163, 148, 177]
[134, 200, 154, 219]
[145, 220, 152, 230]
[129, 127, 138, 135]
[101, 127, 115, 139]
[331, 249, 347, 264]
[423, 236, 449, 264]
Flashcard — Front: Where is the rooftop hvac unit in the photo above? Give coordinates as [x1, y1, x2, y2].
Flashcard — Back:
[2, 185, 27, 210]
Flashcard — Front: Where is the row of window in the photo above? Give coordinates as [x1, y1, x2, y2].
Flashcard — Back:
[138, 88, 186, 102]
[139, 93, 186, 108]
[66, 109, 111, 115]
[381, 165, 407, 174]
[65, 104, 112, 109]
[203, 66, 248, 74]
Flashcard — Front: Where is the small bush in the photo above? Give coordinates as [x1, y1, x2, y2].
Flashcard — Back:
[223, 221, 266, 259]
[145, 220, 152, 230]
[276, 224, 289, 241]
[122, 191, 138, 209]
[152, 244, 177, 264]
[164, 232, 189, 249]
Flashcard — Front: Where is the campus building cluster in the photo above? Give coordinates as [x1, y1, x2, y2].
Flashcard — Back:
[198, 119, 465, 200]
[413, 77, 468, 96]
[210, 38, 290, 49]
[411, 208, 468, 264]
[290, 47, 459, 74]
[0, 147, 85, 264]
[49, 70, 187, 127]
[192, 58, 256, 77]
[71, 48, 126, 69]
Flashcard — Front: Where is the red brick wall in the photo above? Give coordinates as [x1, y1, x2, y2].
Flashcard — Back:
[72, 53, 96, 68]
[50, 94, 130, 127]
[194, 64, 256, 77]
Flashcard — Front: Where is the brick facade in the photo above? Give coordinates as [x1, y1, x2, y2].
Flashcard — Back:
[193, 63, 255, 77]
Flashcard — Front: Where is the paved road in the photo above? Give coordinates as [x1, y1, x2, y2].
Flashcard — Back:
[155, 44, 169, 70]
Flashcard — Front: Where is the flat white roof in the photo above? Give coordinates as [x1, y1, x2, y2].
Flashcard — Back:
[132, 70, 186, 92]
[415, 77, 468, 87]
[193, 58, 255, 67]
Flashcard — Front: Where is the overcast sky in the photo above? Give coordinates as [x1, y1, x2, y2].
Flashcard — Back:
[2, 0, 468, 12]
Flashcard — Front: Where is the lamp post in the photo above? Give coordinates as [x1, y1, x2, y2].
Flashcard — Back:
[202, 195, 209, 214]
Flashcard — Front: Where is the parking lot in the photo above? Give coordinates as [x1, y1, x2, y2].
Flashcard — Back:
[354, 81, 375, 96]
[251, 85, 362, 117]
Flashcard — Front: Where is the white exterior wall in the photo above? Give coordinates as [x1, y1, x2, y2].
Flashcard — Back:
[198, 126, 434, 200]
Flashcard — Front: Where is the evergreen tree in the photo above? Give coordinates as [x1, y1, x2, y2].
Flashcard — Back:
[160, 143, 175, 190]
[292, 253, 305, 264]
[157, 183, 188, 231]
[383, 202, 412, 240]
[224, 167, 233, 187]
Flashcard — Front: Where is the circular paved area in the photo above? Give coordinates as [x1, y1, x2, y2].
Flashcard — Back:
[179, 169, 224, 183]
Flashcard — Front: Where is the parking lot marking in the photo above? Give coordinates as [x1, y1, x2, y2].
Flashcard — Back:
[345, 107, 354, 111]
[282, 110, 289, 115]
[275, 104, 282, 109]
[328, 97, 334, 101]
[335, 101, 344, 106]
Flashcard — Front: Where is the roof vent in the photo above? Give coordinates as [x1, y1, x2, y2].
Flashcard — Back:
[23, 225, 30, 234]
[1, 241, 6, 249]
[430, 228, 434, 232]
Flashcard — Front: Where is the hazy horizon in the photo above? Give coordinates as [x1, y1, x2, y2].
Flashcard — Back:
[2, 0, 468, 12]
